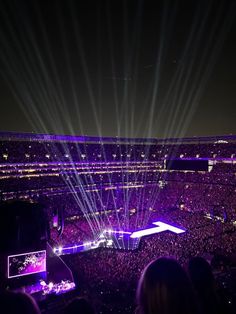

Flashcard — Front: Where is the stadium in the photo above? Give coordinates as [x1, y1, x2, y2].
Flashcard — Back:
[1, 0, 236, 313]
[0, 131, 236, 313]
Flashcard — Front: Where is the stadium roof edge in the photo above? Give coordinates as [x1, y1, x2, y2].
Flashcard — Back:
[0, 131, 236, 144]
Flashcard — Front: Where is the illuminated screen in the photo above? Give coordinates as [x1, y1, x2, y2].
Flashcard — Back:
[8, 250, 46, 278]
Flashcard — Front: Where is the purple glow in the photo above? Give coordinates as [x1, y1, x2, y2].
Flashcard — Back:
[1, 131, 236, 145]
[103, 230, 132, 235]
[130, 221, 186, 238]
[53, 243, 84, 254]
[53, 239, 104, 255]
[54, 221, 185, 255]
[8, 250, 46, 279]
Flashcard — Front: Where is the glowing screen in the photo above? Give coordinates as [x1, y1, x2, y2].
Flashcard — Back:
[8, 250, 46, 278]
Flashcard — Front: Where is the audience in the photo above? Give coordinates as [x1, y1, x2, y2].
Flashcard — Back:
[64, 297, 95, 314]
[0, 290, 41, 314]
[136, 257, 198, 314]
[0, 135, 236, 313]
[188, 257, 225, 314]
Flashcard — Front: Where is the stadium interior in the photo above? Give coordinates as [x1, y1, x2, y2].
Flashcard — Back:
[0, 131, 236, 313]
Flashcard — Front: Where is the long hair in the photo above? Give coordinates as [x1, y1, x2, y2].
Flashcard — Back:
[136, 257, 198, 314]
[188, 257, 221, 314]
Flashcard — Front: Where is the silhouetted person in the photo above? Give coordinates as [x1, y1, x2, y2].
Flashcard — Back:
[64, 297, 95, 314]
[188, 256, 225, 314]
[0, 290, 40, 314]
[136, 257, 198, 314]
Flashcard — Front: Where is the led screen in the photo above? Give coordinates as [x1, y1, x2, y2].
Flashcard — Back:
[8, 250, 46, 278]
[165, 159, 208, 171]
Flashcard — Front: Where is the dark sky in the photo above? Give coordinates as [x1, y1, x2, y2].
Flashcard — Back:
[0, 0, 236, 139]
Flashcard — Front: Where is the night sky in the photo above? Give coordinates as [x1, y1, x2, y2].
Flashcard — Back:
[0, 0, 236, 139]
